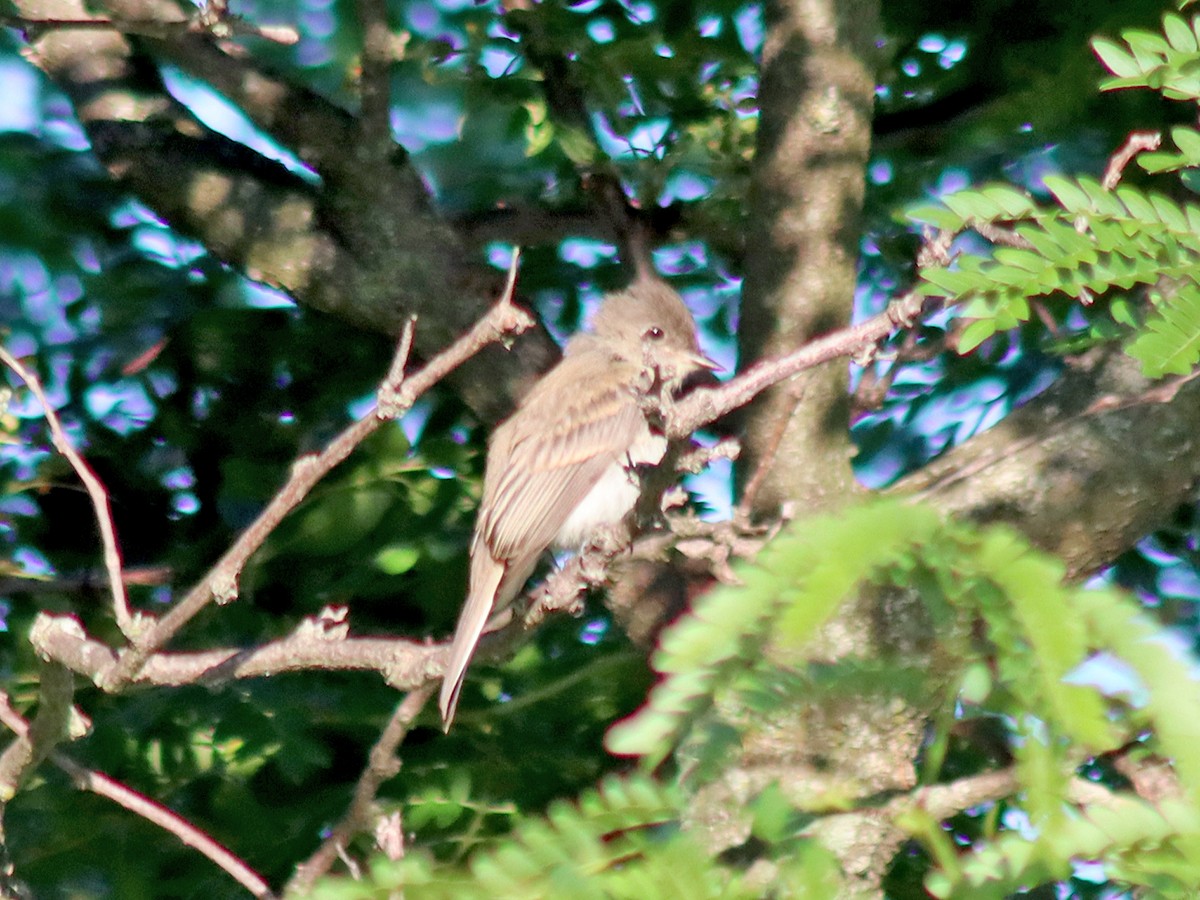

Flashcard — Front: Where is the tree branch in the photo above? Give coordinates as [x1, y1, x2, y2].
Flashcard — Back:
[99, 272, 532, 692]
[898, 348, 1200, 577]
[16, 0, 559, 423]
[287, 685, 434, 895]
[0, 694, 277, 899]
[668, 290, 932, 439]
[1, 348, 134, 636]
[1, 8, 297, 43]
[31, 611, 442, 690]
[95, 0, 351, 167]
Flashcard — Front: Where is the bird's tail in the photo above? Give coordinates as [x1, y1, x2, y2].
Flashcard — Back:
[439, 557, 505, 731]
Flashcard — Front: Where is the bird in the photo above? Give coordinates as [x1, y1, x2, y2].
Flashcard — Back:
[438, 276, 716, 730]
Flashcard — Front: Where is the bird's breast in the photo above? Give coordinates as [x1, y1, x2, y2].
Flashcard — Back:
[553, 426, 667, 549]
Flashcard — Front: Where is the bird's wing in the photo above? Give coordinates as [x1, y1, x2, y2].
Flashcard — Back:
[441, 348, 646, 730]
[477, 349, 646, 565]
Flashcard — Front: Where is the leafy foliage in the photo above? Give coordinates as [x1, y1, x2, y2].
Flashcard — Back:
[308, 776, 746, 900]
[906, 9, 1200, 376]
[914, 175, 1200, 372]
[3, 0, 1200, 898]
[309, 502, 1200, 898]
[1092, 10, 1200, 101]
[605, 501, 945, 763]
[317, 774, 837, 899]
[931, 794, 1200, 900]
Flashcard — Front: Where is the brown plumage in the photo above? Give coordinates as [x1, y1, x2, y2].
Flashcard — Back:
[438, 278, 715, 730]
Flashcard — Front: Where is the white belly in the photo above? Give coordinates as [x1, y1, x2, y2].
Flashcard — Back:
[554, 429, 667, 548]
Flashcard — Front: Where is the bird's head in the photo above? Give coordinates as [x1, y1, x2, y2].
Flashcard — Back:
[592, 279, 718, 383]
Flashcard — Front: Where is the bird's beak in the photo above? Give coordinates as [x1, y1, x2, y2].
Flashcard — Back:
[689, 349, 722, 373]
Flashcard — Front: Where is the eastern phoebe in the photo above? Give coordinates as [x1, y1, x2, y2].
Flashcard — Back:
[439, 277, 716, 729]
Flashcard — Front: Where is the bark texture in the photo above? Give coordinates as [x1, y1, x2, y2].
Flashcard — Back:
[739, 0, 879, 515]
[14, 1, 1200, 894]
[15, 0, 558, 422]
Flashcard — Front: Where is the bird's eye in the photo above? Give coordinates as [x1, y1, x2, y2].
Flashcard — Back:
[644, 326, 665, 340]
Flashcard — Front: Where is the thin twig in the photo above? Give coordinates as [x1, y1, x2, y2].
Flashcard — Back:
[67, 765, 277, 898]
[376, 315, 418, 418]
[499, 246, 522, 307]
[99, 283, 532, 693]
[878, 765, 1121, 823]
[0, 694, 277, 899]
[524, 510, 781, 626]
[668, 290, 933, 440]
[0, 347, 134, 637]
[974, 222, 1034, 249]
[287, 684, 435, 895]
[1102, 130, 1162, 190]
[33, 264, 936, 695]
[0, 565, 171, 598]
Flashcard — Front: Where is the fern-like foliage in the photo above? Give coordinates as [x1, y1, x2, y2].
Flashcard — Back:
[609, 503, 1118, 770]
[908, 10, 1200, 377]
[1092, 11, 1200, 101]
[602, 500, 1200, 897]
[1126, 284, 1200, 376]
[913, 175, 1200, 374]
[605, 500, 945, 764]
[309, 776, 763, 899]
[309, 501, 1200, 898]
[930, 794, 1200, 900]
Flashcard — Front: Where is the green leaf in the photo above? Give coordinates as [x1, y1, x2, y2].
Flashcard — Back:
[1093, 36, 1142, 78]
[1111, 298, 1139, 327]
[1164, 13, 1199, 52]
[1079, 590, 1200, 807]
[374, 543, 421, 574]
[1126, 287, 1200, 375]
[959, 662, 993, 704]
[749, 782, 794, 843]
[908, 203, 966, 230]
[556, 123, 599, 165]
[981, 184, 1036, 218]
[1152, 193, 1189, 230]
[1124, 28, 1171, 59]
[1139, 150, 1190, 174]
[1043, 175, 1091, 212]
[1173, 125, 1200, 159]
[943, 191, 991, 221]
[958, 319, 997, 354]
[919, 266, 981, 297]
